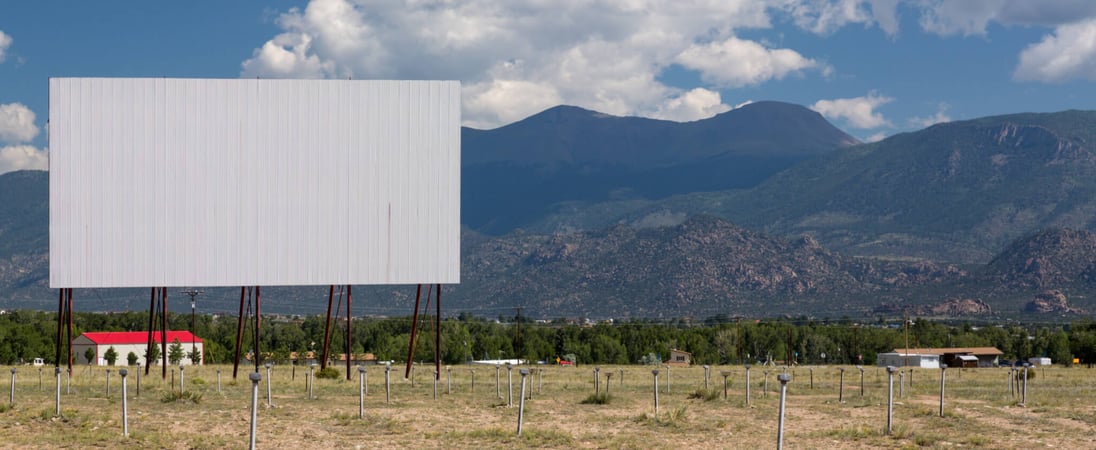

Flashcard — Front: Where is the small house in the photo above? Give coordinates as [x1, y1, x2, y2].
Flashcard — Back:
[667, 349, 691, 367]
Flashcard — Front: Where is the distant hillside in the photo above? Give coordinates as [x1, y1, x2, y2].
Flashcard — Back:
[455, 215, 968, 318]
[543, 110, 1096, 263]
[984, 228, 1096, 289]
[0, 170, 48, 298]
[3, 169, 1096, 319]
[10, 108, 1096, 319]
[462, 101, 858, 234]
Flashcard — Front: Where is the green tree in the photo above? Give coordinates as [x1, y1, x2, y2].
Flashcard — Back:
[103, 346, 118, 366]
[188, 348, 203, 365]
[126, 351, 139, 366]
[1048, 330, 1071, 366]
[144, 343, 161, 365]
[84, 347, 96, 365]
[168, 339, 185, 365]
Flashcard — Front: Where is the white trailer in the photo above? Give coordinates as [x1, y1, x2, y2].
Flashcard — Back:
[876, 352, 940, 369]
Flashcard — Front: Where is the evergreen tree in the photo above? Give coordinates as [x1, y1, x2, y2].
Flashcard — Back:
[168, 339, 185, 365]
[188, 348, 203, 365]
[144, 342, 161, 365]
[103, 346, 118, 366]
[126, 351, 138, 366]
[84, 347, 96, 365]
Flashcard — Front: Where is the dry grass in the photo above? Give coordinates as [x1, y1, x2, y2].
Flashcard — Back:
[1, 363, 1094, 448]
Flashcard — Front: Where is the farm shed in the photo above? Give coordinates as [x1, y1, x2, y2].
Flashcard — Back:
[895, 347, 1003, 368]
[72, 331, 203, 366]
[667, 349, 691, 367]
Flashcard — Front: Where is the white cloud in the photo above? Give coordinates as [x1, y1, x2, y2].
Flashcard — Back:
[782, 0, 901, 36]
[652, 88, 733, 122]
[0, 145, 47, 174]
[1014, 18, 1096, 83]
[864, 132, 888, 142]
[917, 0, 1002, 37]
[909, 103, 952, 128]
[675, 36, 822, 87]
[0, 30, 11, 63]
[916, 0, 1096, 36]
[242, 0, 854, 128]
[810, 92, 893, 129]
[0, 103, 39, 143]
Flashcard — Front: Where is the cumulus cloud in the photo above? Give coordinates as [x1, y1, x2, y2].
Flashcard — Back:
[0, 30, 11, 63]
[242, 0, 851, 128]
[0, 103, 39, 143]
[0, 145, 47, 174]
[810, 92, 893, 129]
[652, 88, 733, 122]
[675, 37, 823, 87]
[783, 0, 901, 36]
[1014, 18, 1096, 82]
[917, 0, 1096, 36]
[909, 103, 952, 128]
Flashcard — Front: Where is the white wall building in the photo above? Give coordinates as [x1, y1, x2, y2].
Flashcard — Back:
[71, 331, 204, 366]
[876, 352, 941, 369]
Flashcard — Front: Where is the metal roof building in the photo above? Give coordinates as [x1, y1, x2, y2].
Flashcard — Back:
[72, 331, 203, 366]
[893, 347, 1003, 368]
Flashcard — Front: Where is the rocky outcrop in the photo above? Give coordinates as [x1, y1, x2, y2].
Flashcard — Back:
[1025, 290, 1086, 314]
[928, 298, 991, 316]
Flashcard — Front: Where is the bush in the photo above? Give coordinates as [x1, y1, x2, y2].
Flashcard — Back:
[315, 367, 342, 379]
[1016, 367, 1036, 380]
[580, 393, 612, 404]
[161, 390, 202, 404]
[687, 388, 721, 402]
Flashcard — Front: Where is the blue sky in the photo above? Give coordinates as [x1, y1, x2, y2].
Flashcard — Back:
[3, 1, 1096, 174]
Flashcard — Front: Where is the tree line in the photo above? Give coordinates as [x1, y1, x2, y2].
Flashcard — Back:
[1, 309, 1094, 367]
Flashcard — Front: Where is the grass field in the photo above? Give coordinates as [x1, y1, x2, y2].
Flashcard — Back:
[2, 362, 1095, 449]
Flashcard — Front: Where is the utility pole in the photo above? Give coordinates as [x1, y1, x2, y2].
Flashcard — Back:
[514, 306, 523, 360]
[737, 319, 743, 364]
[904, 315, 911, 368]
[181, 289, 203, 363]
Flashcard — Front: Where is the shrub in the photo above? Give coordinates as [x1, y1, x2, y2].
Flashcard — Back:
[315, 367, 342, 379]
[687, 388, 720, 401]
[161, 390, 203, 404]
[580, 393, 612, 404]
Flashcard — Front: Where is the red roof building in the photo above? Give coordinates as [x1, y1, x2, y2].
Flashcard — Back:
[79, 331, 202, 345]
[72, 331, 204, 366]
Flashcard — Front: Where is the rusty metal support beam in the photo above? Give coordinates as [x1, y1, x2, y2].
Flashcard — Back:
[233, 287, 246, 380]
[405, 284, 423, 379]
[56, 289, 65, 368]
[435, 284, 441, 379]
[146, 288, 156, 375]
[321, 285, 334, 370]
[160, 287, 168, 379]
[254, 286, 261, 373]
[346, 285, 353, 381]
[66, 289, 73, 373]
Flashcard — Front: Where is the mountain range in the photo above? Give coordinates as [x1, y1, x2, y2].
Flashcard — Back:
[462, 101, 858, 234]
[3, 103, 1096, 319]
[525, 110, 1096, 264]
